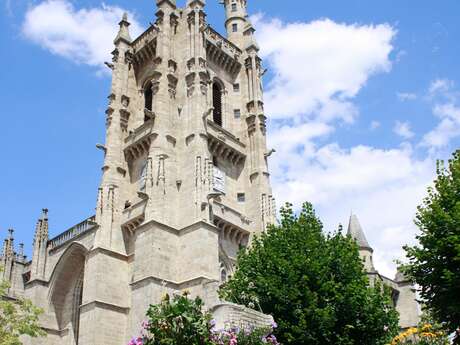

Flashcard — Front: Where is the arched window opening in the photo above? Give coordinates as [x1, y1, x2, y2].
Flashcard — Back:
[139, 160, 148, 192]
[219, 261, 229, 284]
[144, 81, 153, 122]
[221, 269, 227, 283]
[72, 272, 84, 345]
[212, 82, 223, 127]
[50, 244, 87, 345]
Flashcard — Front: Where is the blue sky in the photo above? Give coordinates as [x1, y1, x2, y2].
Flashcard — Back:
[1, 0, 460, 277]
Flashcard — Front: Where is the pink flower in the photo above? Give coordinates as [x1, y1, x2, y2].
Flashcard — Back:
[127, 337, 143, 345]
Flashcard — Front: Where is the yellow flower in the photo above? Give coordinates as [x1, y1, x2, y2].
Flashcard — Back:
[421, 323, 432, 331]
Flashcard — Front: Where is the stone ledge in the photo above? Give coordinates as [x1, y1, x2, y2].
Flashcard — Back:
[130, 274, 216, 290]
[80, 300, 130, 315]
[136, 219, 219, 237]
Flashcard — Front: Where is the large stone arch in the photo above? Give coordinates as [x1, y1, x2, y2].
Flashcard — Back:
[48, 242, 88, 344]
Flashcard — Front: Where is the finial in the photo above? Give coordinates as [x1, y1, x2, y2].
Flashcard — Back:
[18, 243, 24, 257]
[8, 228, 14, 239]
[114, 12, 132, 45]
[42, 208, 49, 219]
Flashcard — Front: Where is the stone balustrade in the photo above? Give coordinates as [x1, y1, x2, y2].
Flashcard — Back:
[48, 216, 97, 250]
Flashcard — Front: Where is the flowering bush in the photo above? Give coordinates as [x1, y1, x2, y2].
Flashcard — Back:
[390, 324, 449, 345]
[210, 322, 279, 345]
[128, 292, 280, 345]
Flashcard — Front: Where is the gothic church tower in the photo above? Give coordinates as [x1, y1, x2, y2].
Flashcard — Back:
[0, 2, 275, 344]
[76, 0, 276, 343]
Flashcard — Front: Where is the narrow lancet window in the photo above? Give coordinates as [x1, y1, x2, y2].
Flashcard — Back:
[212, 82, 223, 127]
[144, 81, 153, 122]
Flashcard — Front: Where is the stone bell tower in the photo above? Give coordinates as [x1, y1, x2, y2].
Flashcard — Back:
[77, 0, 276, 342]
[8, 1, 276, 344]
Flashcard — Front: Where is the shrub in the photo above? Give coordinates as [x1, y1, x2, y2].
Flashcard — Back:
[390, 323, 450, 345]
[128, 292, 279, 345]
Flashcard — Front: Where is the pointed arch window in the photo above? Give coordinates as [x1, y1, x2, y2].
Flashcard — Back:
[212, 82, 223, 127]
[220, 261, 228, 283]
[144, 81, 153, 122]
[139, 160, 148, 192]
[72, 272, 84, 345]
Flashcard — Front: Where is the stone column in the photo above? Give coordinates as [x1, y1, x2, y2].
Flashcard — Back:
[245, 47, 276, 234]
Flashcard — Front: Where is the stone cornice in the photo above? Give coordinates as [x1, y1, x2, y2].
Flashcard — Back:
[25, 278, 49, 288]
[80, 300, 130, 314]
[87, 246, 130, 262]
[136, 219, 219, 237]
[130, 274, 217, 290]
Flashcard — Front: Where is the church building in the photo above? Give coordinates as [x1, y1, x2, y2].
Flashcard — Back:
[1, 1, 418, 344]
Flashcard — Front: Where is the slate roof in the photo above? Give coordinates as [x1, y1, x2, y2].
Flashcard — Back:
[347, 214, 372, 250]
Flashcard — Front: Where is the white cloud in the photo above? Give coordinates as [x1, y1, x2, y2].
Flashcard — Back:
[253, 15, 435, 278]
[429, 78, 454, 97]
[422, 79, 460, 148]
[269, 143, 434, 278]
[394, 121, 415, 139]
[370, 121, 381, 130]
[253, 15, 396, 123]
[22, 0, 143, 69]
[423, 103, 460, 148]
[397, 92, 417, 101]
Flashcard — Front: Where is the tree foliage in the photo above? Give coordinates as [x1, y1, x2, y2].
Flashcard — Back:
[219, 203, 399, 345]
[0, 266, 45, 345]
[403, 150, 460, 343]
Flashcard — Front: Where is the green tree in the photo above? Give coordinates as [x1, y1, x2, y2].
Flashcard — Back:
[219, 203, 399, 345]
[403, 150, 460, 343]
[0, 266, 45, 345]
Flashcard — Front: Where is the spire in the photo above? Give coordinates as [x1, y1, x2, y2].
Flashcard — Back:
[5, 229, 14, 258]
[114, 12, 132, 45]
[347, 214, 372, 250]
[31, 209, 49, 280]
[33, 208, 49, 243]
[41, 208, 49, 239]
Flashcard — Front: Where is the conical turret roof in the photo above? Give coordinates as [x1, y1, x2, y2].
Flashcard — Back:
[347, 214, 372, 250]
